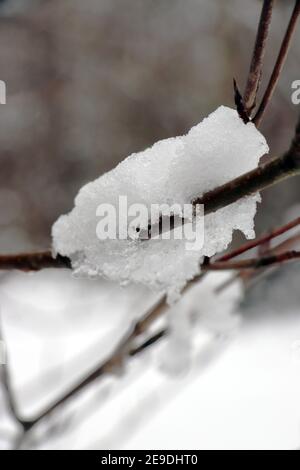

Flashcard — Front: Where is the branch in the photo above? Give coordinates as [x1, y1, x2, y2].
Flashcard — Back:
[254, 0, 300, 126]
[243, 0, 275, 117]
[193, 114, 300, 212]
[17, 245, 300, 437]
[0, 252, 70, 271]
[1, 114, 300, 272]
[204, 250, 300, 271]
[234, 79, 250, 124]
[7, 212, 300, 441]
[18, 294, 168, 433]
[219, 215, 300, 262]
[215, 229, 300, 293]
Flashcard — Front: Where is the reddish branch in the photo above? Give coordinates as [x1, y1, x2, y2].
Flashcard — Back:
[205, 250, 300, 271]
[254, 0, 300, 126]
[243, 0, 275, 117]
[219, 216, 300, 262]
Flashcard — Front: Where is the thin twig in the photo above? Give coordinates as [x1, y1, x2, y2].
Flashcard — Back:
[204, 250, 300, 271]
[239, 231, 300, 288]
[254, 0, 300, 126]
[243, 0, 275, 117]
[218, 216, 300, 262]
[215, 230, 300, 293]
[0, 252, 70, 271]
[234, 79, 249, 124]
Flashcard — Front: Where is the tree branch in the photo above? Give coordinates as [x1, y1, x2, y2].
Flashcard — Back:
[243, 0, 275, 117]
[17, 294, 168, 433]
[16, 242, 300, 438]
[0, 252, 70, 271]
[193, 114, 300, 212]
[253, 0, 300, 126]
[219, 215, 300, 262]
[6, 214, 300, 441]
[13, 214, 300, 435]
[1, 114, 299, 272]
[204, 250, 300, 271]
[234, 79, 250, 124]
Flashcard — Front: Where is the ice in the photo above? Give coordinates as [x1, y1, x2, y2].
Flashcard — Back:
[52, 106, 268, 302]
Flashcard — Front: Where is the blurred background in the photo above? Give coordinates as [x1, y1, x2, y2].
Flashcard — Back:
[0, 0, 300, 451]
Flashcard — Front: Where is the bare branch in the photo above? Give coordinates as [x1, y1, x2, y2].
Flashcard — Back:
[1, 114, 300, 273]
[0, 252, 70, 271]
[193, 114, 300, 212]
[219, 216, 300, 262]
[18, 294, 168, 433]
[8, 212, 300, 439]
[204, 250, 300, 271]
[17, 243, 300, 436]
[243, 0, 275, 116]
[216, 230, 300, 292]
[234, 78, 249, 124]
[254, 0, 300, 126]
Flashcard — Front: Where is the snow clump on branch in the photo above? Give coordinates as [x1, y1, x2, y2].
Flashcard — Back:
[52, 106, 268, 302]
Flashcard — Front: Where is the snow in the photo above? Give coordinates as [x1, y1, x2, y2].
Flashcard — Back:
[1, 268, 300, 450]
[123, 313, 300, 451]
[161, 272, 242, 374]
[52, 106, 268, 301]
